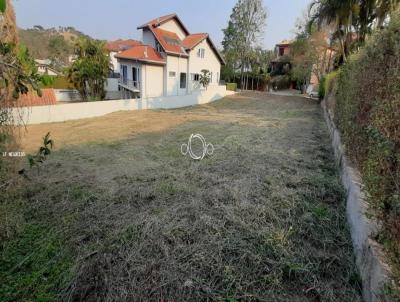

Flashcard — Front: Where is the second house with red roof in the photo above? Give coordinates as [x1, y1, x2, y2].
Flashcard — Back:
[109, 14, 225, 99]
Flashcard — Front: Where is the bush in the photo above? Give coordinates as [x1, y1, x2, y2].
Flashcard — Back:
[318, 76, 326, 100]
[271, 75, 291, 90]
[324, 70, 338, 95]
[334, 8, 400, 294]
[40, 76, 72, 89]
[226, 82, 237, 91]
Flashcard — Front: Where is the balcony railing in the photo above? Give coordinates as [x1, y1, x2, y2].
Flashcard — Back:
[119, 78, 140, 92]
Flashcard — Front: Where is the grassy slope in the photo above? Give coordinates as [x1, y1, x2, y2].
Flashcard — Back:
[1, 93, 362, 301]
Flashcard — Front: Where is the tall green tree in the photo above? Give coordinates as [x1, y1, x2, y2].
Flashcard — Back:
[222, 0, 267, 89]
[309, 0, 400, 62]
[66, 38, 110, 101]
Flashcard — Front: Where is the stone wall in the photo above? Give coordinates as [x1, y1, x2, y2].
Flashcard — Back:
[321, 98, 393, 302]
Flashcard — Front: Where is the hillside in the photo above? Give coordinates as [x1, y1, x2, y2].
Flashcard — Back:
[18, 26, 91, 69]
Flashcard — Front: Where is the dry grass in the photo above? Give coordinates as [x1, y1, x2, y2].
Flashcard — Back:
[1, 92, 362, 301]
[18, 94, 285, 153]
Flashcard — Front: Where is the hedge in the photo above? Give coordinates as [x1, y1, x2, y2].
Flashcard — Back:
[40, 76, 72, 89]
[334, 9, 400, 296]
[318, 76, 326, 100]
[226, 83, 237, 91]
[270, 75, 291, 90]
[324, 70, 338, 95]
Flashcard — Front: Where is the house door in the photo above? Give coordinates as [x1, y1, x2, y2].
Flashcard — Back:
[132, 67, 139, 88]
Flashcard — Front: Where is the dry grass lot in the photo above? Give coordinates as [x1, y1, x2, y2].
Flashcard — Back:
[1, 93, 362, 301]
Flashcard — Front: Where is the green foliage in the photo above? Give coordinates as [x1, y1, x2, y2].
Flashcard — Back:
[0, 0, 5, 13]
[40, 74, 55, 87]
[0, 43, 42, 99]
[18, 25, 90, 70]
[318, 76, 326, 99]
[271, 75, 291, 90]
[334, 9, 400, 295]
[199, 69, 211, 89]
[309, 0, 400, 62]
[226, 83, 237, 91]
[26, 132, 54, 169]
[324, 70, 338, 94]
[0, 223, 73, 301]
[66, 38, 110, 101]
[222, 0, 267, 88]
[40, 76, 72, 89]
[290, 38, 314, 85]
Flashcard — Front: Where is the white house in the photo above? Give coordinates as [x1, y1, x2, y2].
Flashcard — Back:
[35, 59, 60, 76]
[115, 14, 225, 99]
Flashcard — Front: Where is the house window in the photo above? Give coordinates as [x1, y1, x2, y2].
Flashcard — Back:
[132, 67, 140, 88]
[165, 37, 180, 46]
[191, 73, 200, 81]
[197, 48, 205, 58]
[279, 47, 285, 56]
[210, 72, 213, 83]
[217, 72, 220, 84]
[180, 72, 187, 89]
[121, 65, 128, 81]
[156, 41, 163, 53]
[169, 71, 176, 77]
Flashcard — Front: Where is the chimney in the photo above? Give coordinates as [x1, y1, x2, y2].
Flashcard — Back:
[144, 46, 148, 58]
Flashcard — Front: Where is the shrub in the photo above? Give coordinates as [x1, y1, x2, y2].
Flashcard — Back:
[226, 83, 237, 91]
[318, 76, 326, 100]
[271, 75, 291, 90]
[334, 8, 400, 294]
[324, 70, 338, 95]
[40, 76, 72, 89]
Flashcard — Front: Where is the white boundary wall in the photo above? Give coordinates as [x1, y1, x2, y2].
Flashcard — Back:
[14, 85, 233, 125]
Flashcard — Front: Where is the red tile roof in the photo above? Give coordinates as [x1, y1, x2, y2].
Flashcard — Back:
[182, 33, 208, 49]
[137, 13, 190, 35]
[137, 14, 225, 64]
[7, 89, 57, 108]
[115, 45, 166, 64]
[182, 34, 226, 65]
[149, 27, 188, 57]
[106, 39, 142, 52]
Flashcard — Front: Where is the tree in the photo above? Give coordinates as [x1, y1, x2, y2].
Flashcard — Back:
[199, 69, 211, 89]
[0, 0, 42, 177]
[48, 35, 71, 69]
[290, 38, 313, 92]
[66, 38, 110, 101]
[308, 0, 400, 63]
[0, 0, 41, 104]
[222, 0, 267, 89]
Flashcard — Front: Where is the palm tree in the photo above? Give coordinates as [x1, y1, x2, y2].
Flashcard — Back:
[66, 38, 110, 101]
[375, 0, 400, 25]
[308, 0, 399, 62]
[309, 0, 358, 61]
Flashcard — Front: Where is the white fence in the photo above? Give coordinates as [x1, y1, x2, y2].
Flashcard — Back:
[13, 85, 234, 125]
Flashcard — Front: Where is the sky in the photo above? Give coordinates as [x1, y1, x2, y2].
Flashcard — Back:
[12, 0, 311, 50]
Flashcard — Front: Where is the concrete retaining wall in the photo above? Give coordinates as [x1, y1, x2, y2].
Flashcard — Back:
[321, 98, 392, 302]
[13, 85, 233, 125]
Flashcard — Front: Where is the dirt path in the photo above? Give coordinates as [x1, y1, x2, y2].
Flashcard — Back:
[3, 92, 362, 301]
